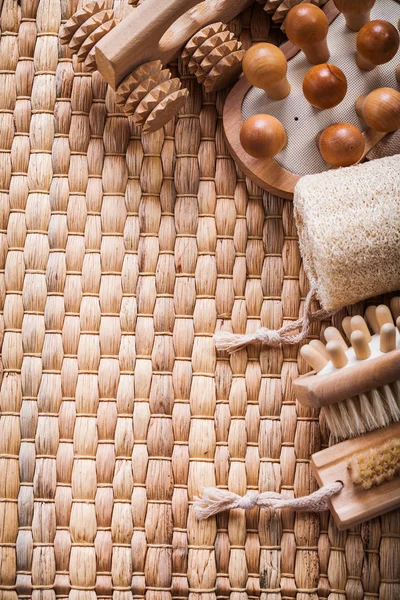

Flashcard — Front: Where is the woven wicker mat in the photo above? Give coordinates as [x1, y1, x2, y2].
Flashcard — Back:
[0, 0, 399, 599]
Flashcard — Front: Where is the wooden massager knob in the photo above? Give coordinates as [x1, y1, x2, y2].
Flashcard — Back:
[242, 43, 290, 100]
[318, 123, 365, 167]
[356, 20, 399, 71]
[285, 3, 330, 65]
[303, 64, 347, 109]
[240, 114, 287, 159]
[333, 0, 376, 32]
[356, 88, 400, 132]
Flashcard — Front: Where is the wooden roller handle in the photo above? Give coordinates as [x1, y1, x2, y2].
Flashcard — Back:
[294, 348, 400, 408]
[95, 0, 253, 89]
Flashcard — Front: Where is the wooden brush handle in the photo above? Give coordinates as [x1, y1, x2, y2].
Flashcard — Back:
[95, 0, 253, 88]
[294, 348, 400, 408]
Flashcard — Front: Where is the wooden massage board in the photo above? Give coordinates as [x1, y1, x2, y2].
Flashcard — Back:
[223, 0, 400, 199]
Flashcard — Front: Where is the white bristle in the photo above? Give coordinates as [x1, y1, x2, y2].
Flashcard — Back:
[344, 397, 367, 436]
[382, 384, 400, 422]
[337, 400, 356, 439]
[359, 393, 380, 433]
[392, 380, 400, 411]
[323, 384, 400, 441]
[323, 403, 347, 440]
[370, 388, 391, 429]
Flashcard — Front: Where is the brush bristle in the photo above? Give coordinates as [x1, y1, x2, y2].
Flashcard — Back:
[323, 385, 400, 441]
[348, 437, 400, 489]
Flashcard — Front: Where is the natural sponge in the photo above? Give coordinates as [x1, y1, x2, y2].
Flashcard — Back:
[348, 437, 400, 490]
[293, 154, 400, 311]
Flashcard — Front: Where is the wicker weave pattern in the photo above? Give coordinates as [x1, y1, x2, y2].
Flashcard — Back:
[0, 0, 399, 599]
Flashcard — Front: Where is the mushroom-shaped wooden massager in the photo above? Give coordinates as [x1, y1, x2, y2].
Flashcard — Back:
[303, 64, 347, 109]
[333, 0, 376, 32]
[242, 43, 291, 100]
[356, 87, 400, 132]
[356, 20, 399, 71]
[285, 3, 330, 65]
[318, 123, 365, 167]
[240, 114, 287, 159]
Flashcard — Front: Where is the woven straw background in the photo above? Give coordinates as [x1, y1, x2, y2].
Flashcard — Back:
[0, 0, 399, 599]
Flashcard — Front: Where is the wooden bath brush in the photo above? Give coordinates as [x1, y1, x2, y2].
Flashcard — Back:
[295, 299, 400, 528]
[311, 422, 400, 529]
[295, 301, 400, 440]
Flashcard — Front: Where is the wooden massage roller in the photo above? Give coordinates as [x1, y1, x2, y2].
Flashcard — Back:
[181, 23, 245, 93]
[59, 0, 253, 132]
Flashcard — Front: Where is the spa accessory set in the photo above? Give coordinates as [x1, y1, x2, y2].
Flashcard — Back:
[60, 0, 400, 532]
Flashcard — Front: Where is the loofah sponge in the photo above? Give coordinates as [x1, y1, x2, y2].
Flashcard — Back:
[293, 154, 400, 311]
[348, 437, 400, 490]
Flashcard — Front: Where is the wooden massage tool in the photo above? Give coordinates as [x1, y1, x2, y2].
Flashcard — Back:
[223, 0, 400, 198]
[294, 300, 400, 528]
[317, 122, 365, 166]
[302, 63, 347, 109]
[333, 0, 376, 31]
[356, 19, 399, 71]
[242, 43, 291, 100]
[59, 0, 253, 132]
[356, 87, 400, 132]
[285, 3, 330, 64]
[240, 114, 288, 158]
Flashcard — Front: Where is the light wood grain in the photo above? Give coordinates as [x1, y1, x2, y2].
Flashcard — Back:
[333, 0, 376, 31]
[294, 348, 400, 407]
[311, 422, 400, 529]
[95, 0, 253, 89]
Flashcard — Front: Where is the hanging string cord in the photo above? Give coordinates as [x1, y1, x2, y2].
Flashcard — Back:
[194, 481, 344, 520]
[214, 287, 336, 353]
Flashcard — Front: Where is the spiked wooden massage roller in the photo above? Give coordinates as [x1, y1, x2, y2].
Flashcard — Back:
[224, 0, 400, 199]
[294, 299, 400, 529]
[59, 0, 253, 133]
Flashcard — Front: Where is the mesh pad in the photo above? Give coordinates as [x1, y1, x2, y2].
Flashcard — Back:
[242, 0, 400, 176]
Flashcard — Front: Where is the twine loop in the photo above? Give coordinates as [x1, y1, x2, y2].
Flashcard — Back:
[214, 287, 336, 353]
[194, 481, 344, 520]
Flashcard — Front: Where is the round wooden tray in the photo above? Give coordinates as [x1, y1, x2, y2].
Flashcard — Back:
[223, 0, 393, 199]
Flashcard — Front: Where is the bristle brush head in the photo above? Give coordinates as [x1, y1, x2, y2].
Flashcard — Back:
[348, 436, 400, 490]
